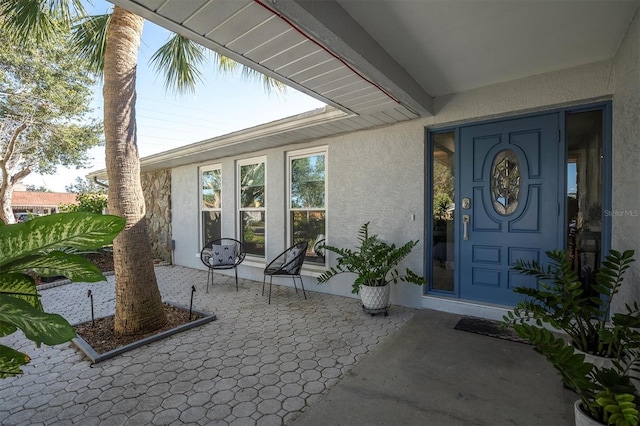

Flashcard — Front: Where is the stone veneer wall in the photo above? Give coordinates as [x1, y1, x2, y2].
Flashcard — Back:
[141, 169, 172, 263]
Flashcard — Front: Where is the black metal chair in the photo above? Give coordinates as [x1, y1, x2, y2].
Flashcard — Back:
[200, 238, 246, 292]
[263, 241, 308, 304]
[312, 234, 325, 260]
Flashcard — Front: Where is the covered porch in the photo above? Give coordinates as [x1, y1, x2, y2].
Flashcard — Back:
[0, 266, 574, 425]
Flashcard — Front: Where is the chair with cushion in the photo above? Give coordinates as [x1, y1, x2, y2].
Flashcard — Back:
[200, 238, 246, 292]
[262, 241, 308, 304]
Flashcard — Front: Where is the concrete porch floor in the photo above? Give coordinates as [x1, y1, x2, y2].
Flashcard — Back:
[0, 265, 575, 425]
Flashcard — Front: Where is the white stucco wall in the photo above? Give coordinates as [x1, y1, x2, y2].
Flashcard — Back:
[430, 60, 614, 127]
[171, 57, 621, 310]
[171, 165, 200, 268]
[322, 121, 425, 307]
[612, 9, 640, 313]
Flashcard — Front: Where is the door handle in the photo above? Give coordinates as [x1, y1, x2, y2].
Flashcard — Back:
[463, 215, 470, 240]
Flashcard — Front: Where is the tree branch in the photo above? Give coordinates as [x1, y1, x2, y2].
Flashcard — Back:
[12, 166, 32, 184]
[5, 122, 27, 169]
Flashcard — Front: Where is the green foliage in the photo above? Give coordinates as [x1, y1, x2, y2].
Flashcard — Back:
[0, 0, 86, 47]
[0, 212, 125, 378]
[507, 249, 639, 357]
[291, 155, 325, 209]
[25, 185, 50, 192]
[240, 162, 265, 208]
[317, 222, 426, 294]
[433, 159, 454, 218]
[59, 193, 108, 214]
[505, 249, 640, 424]
[0, 15, 102, 224]
[596, 386, 639, 426]
[0, 22, 102, 173]
[433, 192, 452, 220]
[71, 13, 111, 76]
[64, 177, 107, 195]
[150, 33, 207, 95]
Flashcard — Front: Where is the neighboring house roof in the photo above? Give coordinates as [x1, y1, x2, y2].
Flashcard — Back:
[11, 191, 78, 209]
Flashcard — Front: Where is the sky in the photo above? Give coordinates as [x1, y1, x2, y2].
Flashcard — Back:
[22, 0, 325, 192]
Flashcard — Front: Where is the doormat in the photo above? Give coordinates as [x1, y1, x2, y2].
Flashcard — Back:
[454, 316, 531, 345]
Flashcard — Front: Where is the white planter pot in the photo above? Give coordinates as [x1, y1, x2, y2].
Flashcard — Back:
[360, 284, 390, 310]
[571, 344, 640, 395]
[574, 400, 604, 426]
[571, 344, 616, 370]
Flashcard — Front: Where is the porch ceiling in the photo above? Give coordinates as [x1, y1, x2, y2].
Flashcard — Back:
[97, 0, 639, 177]
[111, 0, 639, 117]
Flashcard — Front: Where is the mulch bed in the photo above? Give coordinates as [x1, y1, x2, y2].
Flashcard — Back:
[74, 303, 201, 354]
[83, 251, 115, 275]
[49, 249, 199, 355]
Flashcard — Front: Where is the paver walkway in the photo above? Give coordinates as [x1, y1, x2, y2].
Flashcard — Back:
[0, 265, 414, 425]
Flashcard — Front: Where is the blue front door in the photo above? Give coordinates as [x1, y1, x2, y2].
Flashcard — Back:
[459, 113, 563, 305]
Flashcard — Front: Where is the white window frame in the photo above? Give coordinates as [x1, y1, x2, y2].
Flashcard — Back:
[287, 146, 328, 269]
[237, 156, 267, 259]
[199, 164, 222, 248]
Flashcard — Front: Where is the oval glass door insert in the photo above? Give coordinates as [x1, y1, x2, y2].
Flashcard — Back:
[491, 149, 521, 215]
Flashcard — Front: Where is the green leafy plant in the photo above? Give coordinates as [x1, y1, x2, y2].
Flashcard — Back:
[317, 222, 426, 294]
[59, 193, 108, 215]
[504, 249, 640, 425]
[0, 212, 125, 378]
[506, 250, 640, 357]
[595, 381, 639, 426]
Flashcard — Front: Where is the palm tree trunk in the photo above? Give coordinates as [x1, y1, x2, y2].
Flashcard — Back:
[104, 6, 166, 336]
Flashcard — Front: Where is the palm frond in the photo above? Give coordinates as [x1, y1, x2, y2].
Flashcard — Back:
[211, 51, 239, 74]
[0, 0, 87, 46]
[211, 50, 286, 95]
[150, 34, 207, 95]
[72, 13, 111, 76]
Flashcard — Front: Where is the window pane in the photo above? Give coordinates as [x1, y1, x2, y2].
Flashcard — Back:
[291, 210, 325, 264]
[202, 211, 221, 246]
[202, 169, 221, 209]
[240, 163, 265, 208]
[291, 155, 325, 208]
[241, 211, 265, 256]
[432, 132, 455, 292]
[566, 110, 603, 297]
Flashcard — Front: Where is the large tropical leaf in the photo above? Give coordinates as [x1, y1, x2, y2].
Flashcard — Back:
[0, 212, 125, 268]
[0, 295, 75, 347]
[2, 251, 105, 283]
[0, 273, 41, 309]
[0, 344, 30, 379]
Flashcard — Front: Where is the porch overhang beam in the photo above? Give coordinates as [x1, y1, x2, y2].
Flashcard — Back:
[266, 0, 434, 116]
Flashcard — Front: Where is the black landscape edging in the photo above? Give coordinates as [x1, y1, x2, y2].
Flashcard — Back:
[72, 303, 216, 364]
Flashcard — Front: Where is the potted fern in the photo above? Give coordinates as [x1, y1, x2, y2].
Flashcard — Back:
[504, 249, 640, 425]
[317, 222, 425, 312]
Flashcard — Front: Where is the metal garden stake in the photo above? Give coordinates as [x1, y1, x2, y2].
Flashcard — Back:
[87, 289, 95, 327]
[189, 285, 196, 320]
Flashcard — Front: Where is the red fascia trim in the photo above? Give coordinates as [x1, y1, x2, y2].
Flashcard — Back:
[253, 0, 402, 106]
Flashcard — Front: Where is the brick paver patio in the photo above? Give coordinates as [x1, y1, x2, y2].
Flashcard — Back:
[0, 265, 414, 425]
